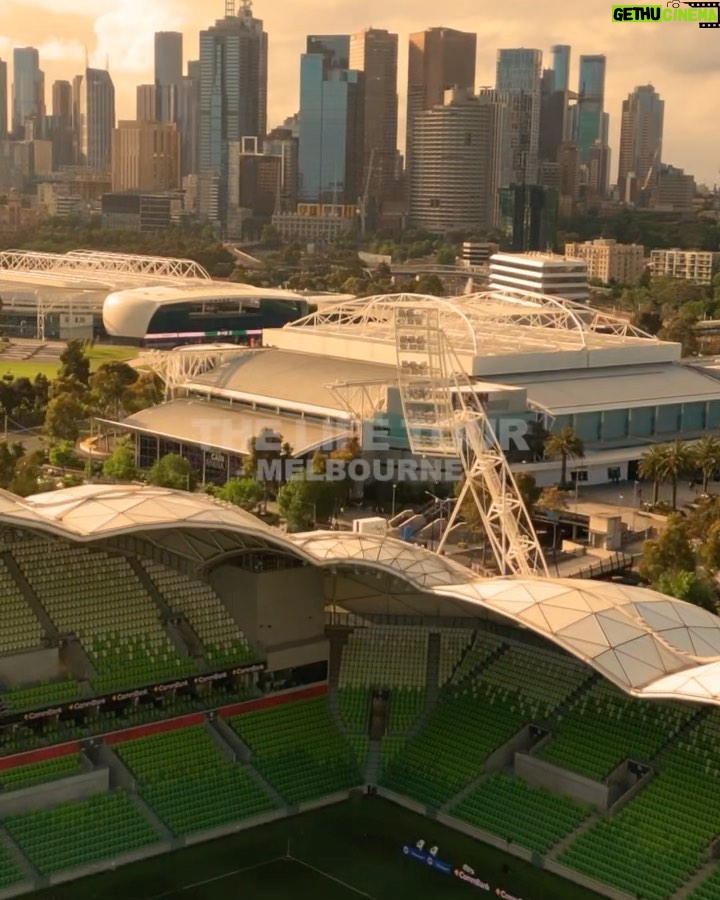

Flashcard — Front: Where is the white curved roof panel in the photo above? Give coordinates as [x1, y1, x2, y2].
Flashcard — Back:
[103, 283, 308, 339]
[2, 484, 720, 705]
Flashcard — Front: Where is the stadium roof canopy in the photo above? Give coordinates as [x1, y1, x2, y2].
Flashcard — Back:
[269, 291, 681, 378]
[6, 483, 720, 706]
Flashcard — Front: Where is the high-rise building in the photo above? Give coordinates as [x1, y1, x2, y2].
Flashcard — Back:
[408, 88, 509, 233]
[495, 49, 542, 185]
[617, 84, 664, 203]
[12, 47, 45, 138]
[406, 28, 476, 177]
[155, 32, 183, 123]
[551, 45, 570, 92]
[52, 80, 72, 123]
[349, 28, 398, 202]
[111, 120, 180, 192]
[650, 249, 714, 285]
[136, 85, 156, 122]
[176, 62, 200, 178]
[651, 164, 695, 212]
[576, 55, 606, 164]
[298, 36, 364, 204]
[264, 125, 298, 209]
[47, 79, 74, 168]
[587, 140, 610, 198]
[0, 60, 7, 139]
[74, 68, 115, 170]
[539, 68, 566, 164]
[198, 0, 268, 226]
[499, 185, 558, 252]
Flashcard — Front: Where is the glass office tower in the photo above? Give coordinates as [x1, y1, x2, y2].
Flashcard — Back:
[576, 54, 606, 164]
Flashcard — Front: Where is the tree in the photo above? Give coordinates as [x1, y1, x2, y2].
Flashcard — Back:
[9, 450, 44, 497]
[544, 427, 584, 487]
[277, 475, 336, 532]
[59, 340, 90, 386]
[0, 441, 24, 488]
[218, 478, 264, 511]
[654, 570, 717, 613]
[90, 362, 138, 418]
[48, 441, 77, 473]
[692, 435, 720, 494]
[147, 453, 194, 490]
[659, 441, 695, 509]
[44, 394, 85, 443]
[658, 308, 700, 357]
[537, 485, 568, 513]
[103, 443, 137, 481]
[515, 472, 542, 514]
[638, 445, 666, 505]
[639, 515, 696, 584]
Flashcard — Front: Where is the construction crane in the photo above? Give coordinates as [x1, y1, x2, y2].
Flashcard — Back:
[394, 303, 547, 577]
[358, 148, 376, 236]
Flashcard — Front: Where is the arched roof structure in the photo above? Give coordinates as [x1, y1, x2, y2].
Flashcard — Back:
[284, 290, 656, 354]
[5, 483, 720, 705]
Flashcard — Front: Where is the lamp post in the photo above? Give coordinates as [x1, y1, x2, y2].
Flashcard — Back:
[391, 483, 398, 518]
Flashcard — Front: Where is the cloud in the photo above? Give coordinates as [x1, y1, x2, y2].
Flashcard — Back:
[90, 0, 185, 72]
[36, 39, 85, 63]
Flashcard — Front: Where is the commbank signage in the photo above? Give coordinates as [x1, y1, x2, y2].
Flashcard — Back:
[2, 663, 266, 726]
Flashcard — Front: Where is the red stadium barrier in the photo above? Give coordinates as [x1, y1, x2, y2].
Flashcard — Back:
[0, 740, 81, 771]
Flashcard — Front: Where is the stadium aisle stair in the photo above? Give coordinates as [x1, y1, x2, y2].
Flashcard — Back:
[227, 697, 363, 805]
[11, 541, 198, 692]
[560, 711, 720, 900]
[539, 681, 698, 781]
[381, 640, 591, 809]
[141, 561, 257, 668]
[3, 790, 158, 876]
[451, 773, 592, 855]
[686, 862, 720, 900]
[113, 725, 275, 836]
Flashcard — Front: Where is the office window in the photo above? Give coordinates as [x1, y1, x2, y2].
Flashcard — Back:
[656, 403, 682, 435]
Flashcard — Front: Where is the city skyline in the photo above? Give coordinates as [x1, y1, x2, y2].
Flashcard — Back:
[0, 0, 717, 184]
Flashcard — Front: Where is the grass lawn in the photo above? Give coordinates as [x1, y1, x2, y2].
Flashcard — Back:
[34, 797, 605, 900]
[0, 345, 138, 381]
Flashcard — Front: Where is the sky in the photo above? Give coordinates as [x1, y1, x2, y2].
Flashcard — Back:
[1, 0, 718, 185]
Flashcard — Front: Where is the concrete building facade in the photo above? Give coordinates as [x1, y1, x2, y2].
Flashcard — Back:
[111, 121, 180, 193]
[408, 88, 509, 234]
[650, 249, 715, 285]
[489, 251, 588, 300]
[565, 239, 645, 284]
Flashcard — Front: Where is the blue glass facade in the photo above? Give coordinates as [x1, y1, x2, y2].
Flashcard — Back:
[551, 45, 570, 93]
[576, 55, 606, 164]
[298, 37, 364, 204]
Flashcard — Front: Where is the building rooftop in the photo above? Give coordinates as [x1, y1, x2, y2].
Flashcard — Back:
[6, 481, 720, 705]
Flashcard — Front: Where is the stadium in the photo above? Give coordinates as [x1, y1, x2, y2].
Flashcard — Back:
[0, 482, 718, 900]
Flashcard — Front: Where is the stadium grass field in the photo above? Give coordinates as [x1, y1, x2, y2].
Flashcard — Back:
[0, 345, 138, 380]
[35, 797, 604, 900]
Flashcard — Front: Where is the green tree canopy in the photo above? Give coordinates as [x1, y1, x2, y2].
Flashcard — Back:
[147, 453, 194, 490]
[103, 443, 137, 481]
[218, 477, 265, 511]
[48, 441, 77, 471]
[59, 340, 90, 386]
[90, 362, 139, 418]
[639, 515, 696, 585]
[44, 394, 85, 443]
[277, 476, 336, 532]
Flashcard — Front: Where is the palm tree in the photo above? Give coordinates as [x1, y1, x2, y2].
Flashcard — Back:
[638, 445, 666, 505]
[659, 441, 695, 509]
[692, 435, 720, 494]
[544, 427, 584, 487]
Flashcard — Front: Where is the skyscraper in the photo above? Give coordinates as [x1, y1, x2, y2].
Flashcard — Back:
[298, 36, 364, 204]
[406, 28, 476, 177]
[52, 80, 72, 123]
[12, 47, 45, 138]
[349, 28, 398, 202]
[74, 68, 115, 170]
[48, 79, 74, 168]
[539, 68, 566, 164]
[576, 55, 606, 164]
[496, 49, 542, 184]
[551, 45, 570, 93]
[155, 32, 183, 122]
[198, 0, 268, 226]
[112, 120, 180, 192]
[0, 60, 7, 139]
[409, 88, 509, 233]
[176, 61, 200, 178]
[136, 85, 156, 122]
[618, 84, 664, 203]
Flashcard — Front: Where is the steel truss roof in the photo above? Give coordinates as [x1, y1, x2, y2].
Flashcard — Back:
[285, 290, 655, 353]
